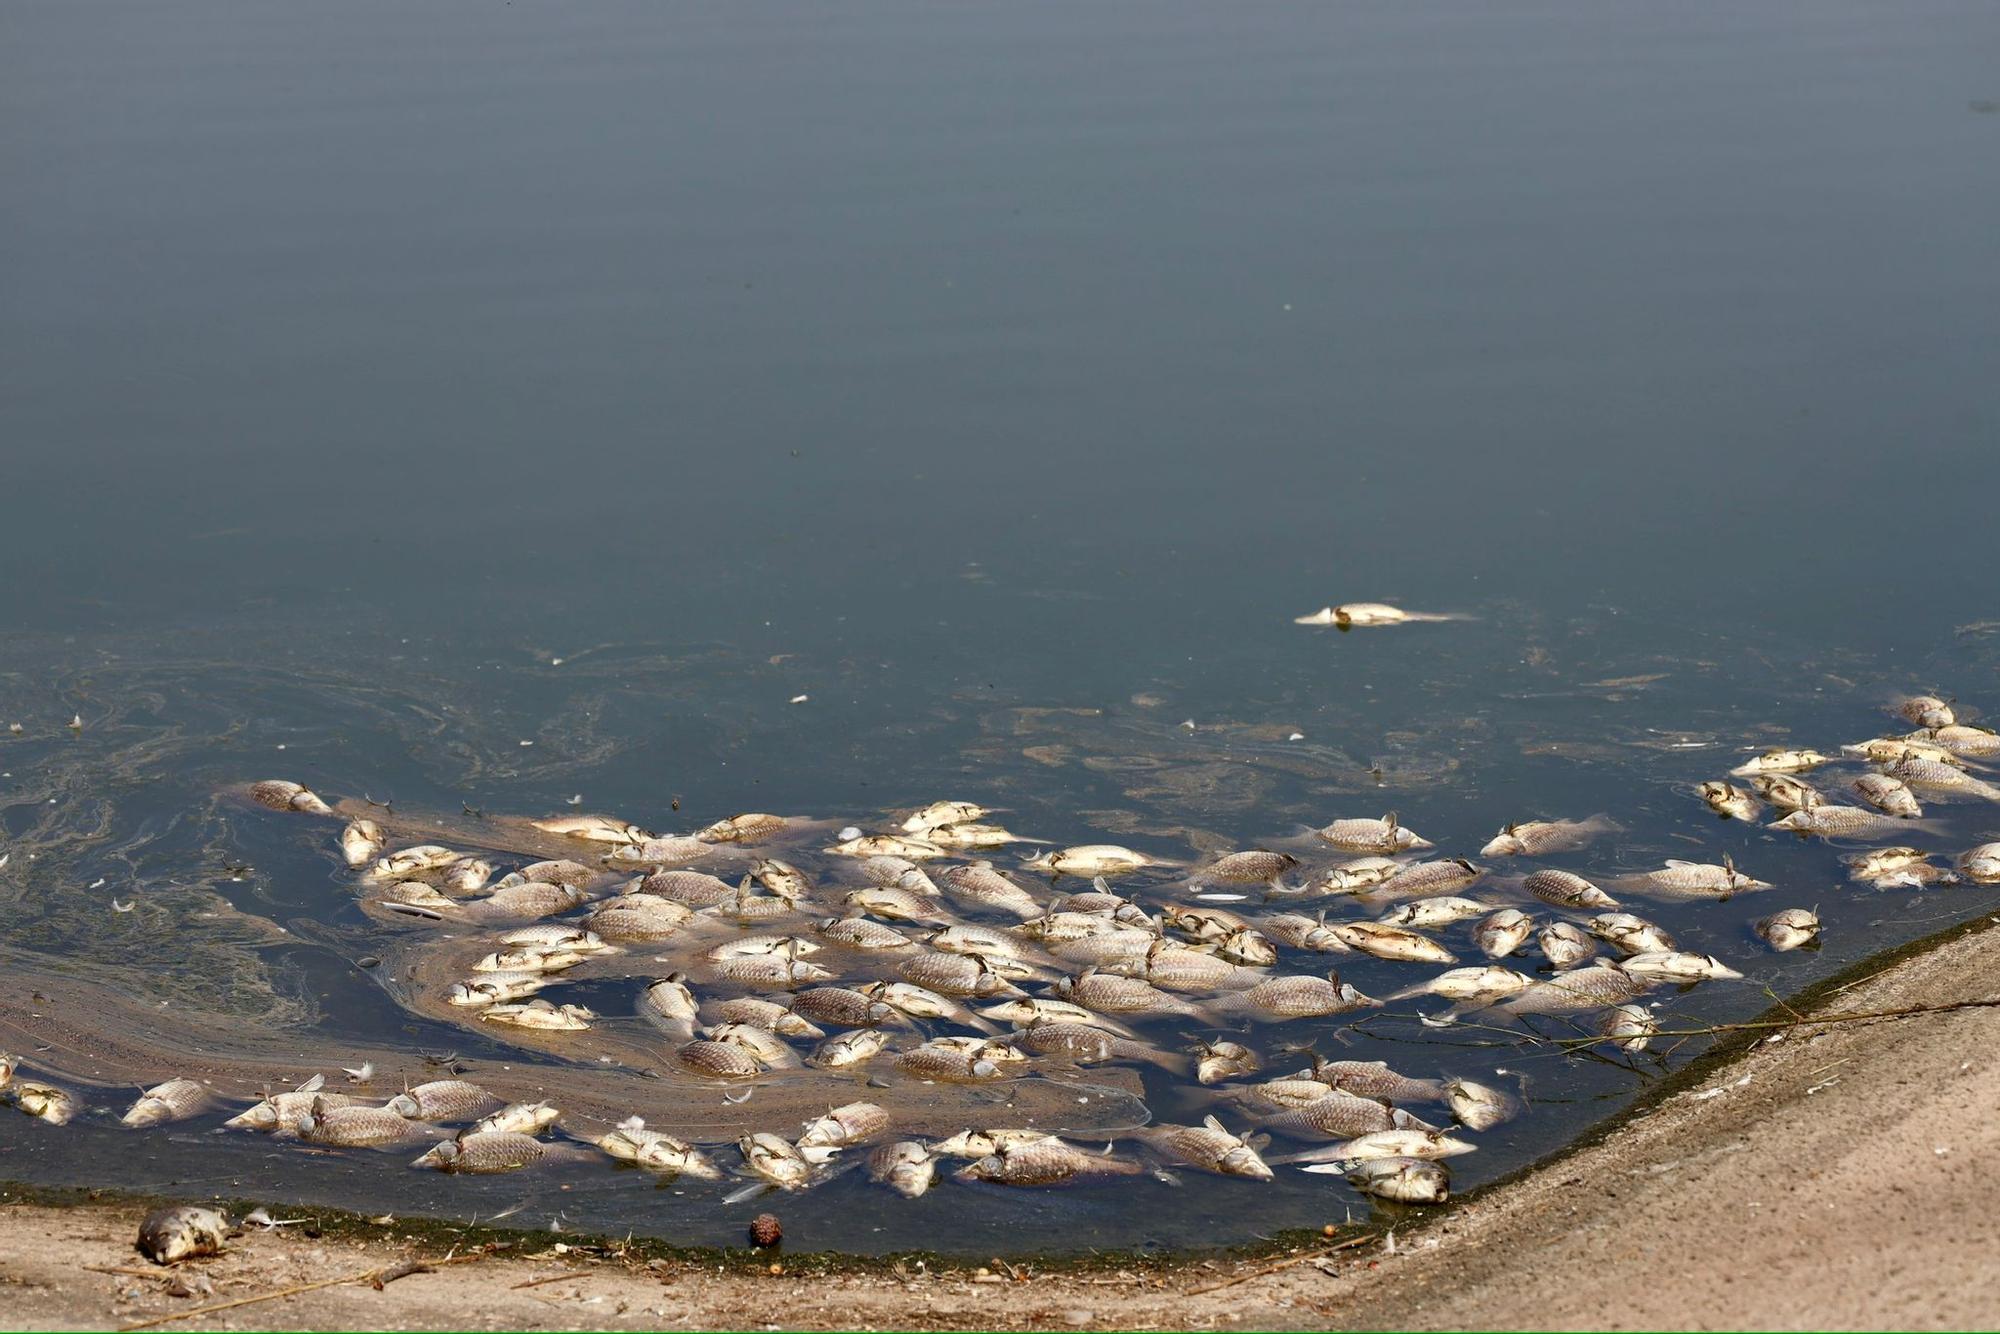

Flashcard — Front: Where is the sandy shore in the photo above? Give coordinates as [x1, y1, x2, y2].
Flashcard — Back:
[4, 913, 1996, 1332]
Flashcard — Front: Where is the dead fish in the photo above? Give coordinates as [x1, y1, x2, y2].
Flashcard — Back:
[858, 856, 945, 896]
[1055, 969, 1208, 1018]
[464, 880, 590, 921]
[1960, 842, 2000, 883]
[1914, 724, 2000, 758]
[387, 1081, 498, 1121]
[224, 1079, 359, 1133]
[585, 899, 694, 942]
[1443, 1077, 1521, 1130]
[1844, 736, 1965, 767]
[955, 1138, 1145, 1187]
[897, 952, 1023, 999]
[927, 923, 1023, 958]
[1132, 1117, 1273, 1180]
[1233, 972, 1377, 1019]
[1730, 749, 1829, 776]
[678, 1039, 763, 1079]
[749, 858, 813, 900]
[1329, 921, 1457, 964]
[1049, 929, 1162, 969]
[593, 1118, 722, 1178]
[11, 1080, 76, 1125]
[1384, 965, 1534, 1005]
[0, 1053, 14, 1093]
[1377, 859, 1486, 899]
[811, 1029, 889, 1069]
[1749, 772, 1825, 812]
[1886, 754, 2000, 801]
[1293, 602, 1462, 628]
[448, 972, 548, 1007]
[798, 1101, 892, 1149]
[1118, 943, 1260, 993]
[788, 986, 896, 1029]
[413, 1131, 551, 1173]
[340, 819, 385, 867]
[1257, 1091, 1399, 1141]
[1314, 814, 1433, 855]
[1698, 781, 1762, 822]
[703, 1022, 801, 1070]
[1299, 1059, 1448, 1104]
[637, 869, 740, 907]
[1471, 909, 1536, 958]
[1216, 927, 1278, 967]
[468, 1100, 561, 1136]
[1203, 850, 1301, 882]
[1772, 806, 1923, 840]
[1499, 963, 1651, 1016]
[471, 946, 588, 974]
[712, 997, 826, 1040]
[1851, 774, 1923, 819]
[1897, 695, 1957, 729]
[739, 1133, 833, 1190]
[371, 880, 458, 914]
[867, 1140, 937, 1198]
[1753, 909, 1821, 952]
[1478, 816, 1616, 858]
[1845, 846, 1930, 879]
[827, 833, 948, 860]
[1273, 1128, 1475, 1164]
[1192, 1039, 1260, 1085]
[707, 931, 820, 962]
[1376, 896, 1493, 929]
[859, 981, 999, 1033]
[901, 800, 993, 834]
[1014, 1021, 1190, 1073]
[136, 1206, 233, 1265]
[696, 812, 786, 844]
[1261, 912, 1351, 953]
[1586, 912, 1678, 956]
[531, 814, 649, 844]
[604, 836, 711, 866]
[1595, 1003, 1658, 1054]
[1225, 1077, 1358, 1112]
[634, 977, 700, 1039]
[1619, 950, 1743, 982]
[982, 997, 1135, 1036]
[1308, 857, 1408, 893]
[1343, 1155, 1450, 1202]
[894, 1039, 1027, 1083]
[1021, 844, 1159, 879]
[713, 955, 835, 987]
[297, 1101, 430, 1147]
[1538, 919, 1597, 968]
[368, 844, 463, 879]
[928, 823, 1030, 849]
[1163, 903, 1250, 941]
[250, 780, 333, 815]
[843, 886, 951, 925]
[931, 1128, 1063, 1159]
[121, 1079, 208, 1128]
[1624, 858, 1770, 899]
[936, 863, 1044, 918]
[441, 857, 495, 894]
[1522, 869, 1618, 910]
[500, 924, 611, 953]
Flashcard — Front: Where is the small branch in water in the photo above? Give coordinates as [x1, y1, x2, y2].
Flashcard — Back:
[116, 1250, 487, 1331]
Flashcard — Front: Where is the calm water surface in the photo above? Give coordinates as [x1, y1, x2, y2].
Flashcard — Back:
[1, 1, 1997, 1254]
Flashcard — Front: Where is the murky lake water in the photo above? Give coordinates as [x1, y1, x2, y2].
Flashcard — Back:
[2, 1, 1998, 1254]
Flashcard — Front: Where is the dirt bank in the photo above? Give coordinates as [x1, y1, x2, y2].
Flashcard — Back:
[3, 914, 1996, 1331]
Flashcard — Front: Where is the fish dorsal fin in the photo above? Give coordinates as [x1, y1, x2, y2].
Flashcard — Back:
[1091, 876, 1112, 894]
[1203, 1113, 1227, 1134]
[1382, 812, 1399, 830]
[1664, 859, 1696, 868]
[1455, 858, 1475, 872]
[297, 1073, 325, 1094]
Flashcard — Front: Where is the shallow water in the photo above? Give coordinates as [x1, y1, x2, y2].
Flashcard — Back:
[3, 0, 1999, 1255]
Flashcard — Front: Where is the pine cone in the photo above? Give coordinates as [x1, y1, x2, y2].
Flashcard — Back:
[749, 1213, 782, 1248]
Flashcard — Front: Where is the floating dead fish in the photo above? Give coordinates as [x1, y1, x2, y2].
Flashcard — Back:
[1623, 858, 1770, 899]
[1131, 1117, 1272, 1180]
[867, 1140, 937, 1197]
[1257, 1091, 1400, 1141]
[1274, 1128, 1475, 1164]
[1697, 781, 1761, 821]
[1056, 969, 1208, 1018]
[0, 1053, 14, 1093]
[1014, 1020, 1189, 1073]
[811, 1028, 889, 1069]
[698, 812, 787, 844]
[936, 863, 1044, 918]
[368, 845, 464, 879]
[1729, 749, 1829, 776]
[1202, 850, 1301, 882]
[927, 823, 1031, 849]
[1852, 773, 1923, 819]
[713, 955, 834, 987]
[605, 836, 711, 867]
[1586, 912, 1678, 956]
[531, 815, 650, 844]
[1471, 908, 1535, 959]
[1376, 896, 1493, 929]
[1293, 603, 1463, 629]
[1771, 805, 1926, 841]
[1384, 965, 1533, 1005]
[1021, 845, 1159, 878]
[1298, 1060, 1448, 1104]
[897, 952, 1023, 999]
[1523, 869, 1618, 910]
[594, 1118, 722, 1178]
[1191, 1039, 1260, 1085]
[1961, 842, 2000, 883]
[678, 1039, 763, 1079]
[1619, 950, 1743, 982]
[1443, 1077, 1521, 1130]
[1753, 909, 1821, 952]
[1844, 737, 1964, 767]
[1376, 859, 1486, 899]
[413, 1131, 553, 1174]
[121, 1079, 208, 1128]
[901, 800, 992, 834]
[1896, 695, 1957, 730]
[955, 1138, 1144, 1187]
[1478, 816, 1616, 858]
[469, 1100, 561, 1136]
[712, 996, 826, 1040]
[137, 1206, 233, 1265]
[297, 1101, 431, 1147]
[894, 1039, 1026, 1083]
[224, 1079, 359, 1133]
[11, 1080, 76, 1125]
[1262, 912, 1351, 953]
[1537, 920, 1597, 969]
[448, 972, 548, 1007]
[386, 1080, 499, 1121]
[1748, 773, 1824, 812]
[1913, 724, 2000, 758]
[1595, 1003, 1658, 1054]
[1315, 814, 1434, 854]
[1232, 973, 1376, 1019]
[739, 1132, 836, 1190]
[1886, 754, 2000, 801]
[1329, 921, 1457, 964]
[250, 780, 333, 815]
[1343, 1155, 1450, 1203]
[827, 834, 948, 860]
[798, 1101, 892, 1149]
[1499, 964, 1650, 1016]
[1307, 857, 1408, 893]
[340, 819, 385, 867]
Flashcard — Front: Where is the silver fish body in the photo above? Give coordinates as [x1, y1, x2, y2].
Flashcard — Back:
[1698, 781, 1761, 821]
[1313, 815, 1433, 854]
[1522, 869, 1618, 910]
[413, 1131, 550, 1173]
[868, 1140, 937, 1197]
[1753, 909, 1822, 952]
[121, 1079, 209, 1128]
[137, 1205, 233, 1264]
[1471, 909, 1535, 958]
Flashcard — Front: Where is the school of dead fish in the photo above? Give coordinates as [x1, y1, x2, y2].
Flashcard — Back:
[7, 672, 2000, 1220]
